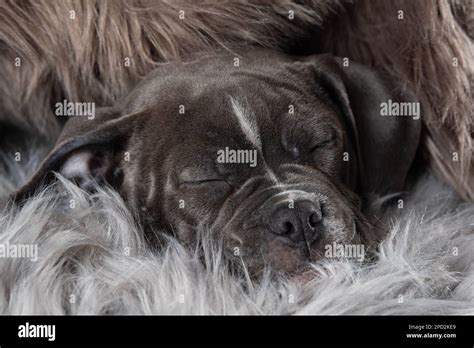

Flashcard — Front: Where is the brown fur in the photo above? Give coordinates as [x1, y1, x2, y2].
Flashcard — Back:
[0, 0, 472, 200]
[0, 0, 340, 138]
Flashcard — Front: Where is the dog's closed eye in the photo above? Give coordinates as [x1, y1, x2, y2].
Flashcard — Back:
[179, 177, 232, 201]
[181, 178, 228, 186]
[283, 125, 340, 159]
[309, 135, 338, 153]
[177, 167, 231, 188]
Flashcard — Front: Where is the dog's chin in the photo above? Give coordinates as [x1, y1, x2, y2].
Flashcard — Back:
[260, 235, 328, 274]
[227, 233, 341, 278]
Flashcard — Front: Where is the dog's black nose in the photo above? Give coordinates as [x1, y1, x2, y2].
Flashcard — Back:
[268, 200, 323, 247]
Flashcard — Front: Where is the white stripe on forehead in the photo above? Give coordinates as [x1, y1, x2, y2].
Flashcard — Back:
[230, 97, 261, 150]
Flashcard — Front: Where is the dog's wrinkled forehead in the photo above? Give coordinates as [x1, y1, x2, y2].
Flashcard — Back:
[120, 52, 337, 155]
[120, 51, 298, 114]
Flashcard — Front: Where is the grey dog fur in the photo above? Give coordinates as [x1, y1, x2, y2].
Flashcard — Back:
[11, 50, 423, 274]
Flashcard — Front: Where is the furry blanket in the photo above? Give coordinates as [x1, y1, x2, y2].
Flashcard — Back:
[0, 148, 473, 314]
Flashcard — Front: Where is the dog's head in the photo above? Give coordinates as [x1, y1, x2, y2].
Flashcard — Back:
[14, 51, 421, 275]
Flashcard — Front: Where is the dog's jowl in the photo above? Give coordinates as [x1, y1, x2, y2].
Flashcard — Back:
[13, 50, 421, 275]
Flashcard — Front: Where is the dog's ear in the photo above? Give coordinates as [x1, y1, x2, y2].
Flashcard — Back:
[301, 55, 422, 197]
[13, 107, 140, 202]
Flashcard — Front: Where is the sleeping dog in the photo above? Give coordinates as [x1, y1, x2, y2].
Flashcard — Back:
[13, 50, 421, 275]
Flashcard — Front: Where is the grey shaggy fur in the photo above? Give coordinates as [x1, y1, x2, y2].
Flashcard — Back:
[0, 150, 473, 314]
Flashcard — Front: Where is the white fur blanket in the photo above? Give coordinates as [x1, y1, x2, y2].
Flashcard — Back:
[0, 147, 473, 315]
